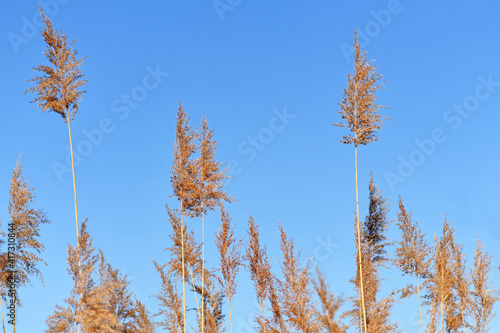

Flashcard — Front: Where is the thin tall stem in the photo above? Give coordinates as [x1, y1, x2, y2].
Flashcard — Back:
[261, 300, 266, 333]
[66, 111, 83, 312]
[180, 200, 187, 333]
[0, 298, 5, 333]
[440, 300, 444, 333]
[189, 267, 200, 318]
[228, 298, 233, 333]
[358, 291, 363, 332]
[461, 309, 465, 333]
[66, 117, 80, 240]
[355, 146, 368, 333]
[417, 275, 423, 333]
[440, 268, 444, 333]
[201, 208, 205, 333]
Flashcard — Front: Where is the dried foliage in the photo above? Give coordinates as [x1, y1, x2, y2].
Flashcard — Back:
[164, 205, 202, 281]
[394, 197, 431, 292]
[451, 239, 470, 331]
[170, 102, 198, 214]
[25, 8, 87, 122]
[425, 219, 461, 332]
[14, 10, 500, 333]
[394, 197, 431, 333]
[169, 102, 198, 333]
[277, 224, 321, 333]
[244, 215, 272, 330]
[25, 7, 86, 256]
[469, 237, 497, 333]
[192, 115, 234, 333]
[0, 158, 50, 307]
[46, 219, 121, 332]
[215, 206, 242, 333]
[347, 218, 398, 333]
[313, 266, 348, 333]
[153, 260, 184, 332]
[194, 271, 225, 333]
[129, 299, 156, 333]
[97, 250, 152, 332]
[193, 116, 234, 215]
[334, 30, 390, 332]
[334, 30, 390, 147]
[364, 173, 391, 263]
[265, 275, 289, 333]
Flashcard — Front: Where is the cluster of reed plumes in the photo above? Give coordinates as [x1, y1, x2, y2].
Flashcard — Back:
[1, 6, 498, 333]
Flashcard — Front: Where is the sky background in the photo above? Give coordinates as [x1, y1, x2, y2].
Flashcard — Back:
[1, 1, 500, 332]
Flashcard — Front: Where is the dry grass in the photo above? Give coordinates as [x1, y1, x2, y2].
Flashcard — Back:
[469, 237, 497, 333]
[313, 266, 348, 333]
[394, 196, 431, 333]
[193, 116, 233, 333]
[334, 30, 391, 333]
[245, 215, 272, 332]
[25, 7, 87, 243]
[277, 224, 321, 333]
[10, 16, 500, 331]
[215, 206, 242, 333]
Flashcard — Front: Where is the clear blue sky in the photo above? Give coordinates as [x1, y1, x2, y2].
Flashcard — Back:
[1, 1, 500, 332]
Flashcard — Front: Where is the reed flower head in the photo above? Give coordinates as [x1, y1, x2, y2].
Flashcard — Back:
[25, 7, 87, 122]
[335, 30, 390, 147]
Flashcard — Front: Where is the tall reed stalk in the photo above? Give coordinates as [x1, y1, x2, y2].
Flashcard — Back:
[25, 8, 87, 243]
[170, 102, 198, 333]
[334, 30, 390, 332]
[395, 197, 431, 333]
[0, 159, 49, 333]
[215, 207, 242, 333]
[193, 116, 233, 332]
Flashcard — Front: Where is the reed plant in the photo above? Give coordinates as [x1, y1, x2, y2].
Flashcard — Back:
[245, 215, 272, 332]
[470, 237, 497, 333]
[0, 159, 49, 333]
[215, 206, 242, 333]
[394, 197, 431, 333]
[25, 8, 87, 243]
[193, 116, 233, 333]
[170, 102, 198, 333]
[334, 30, 390, 332]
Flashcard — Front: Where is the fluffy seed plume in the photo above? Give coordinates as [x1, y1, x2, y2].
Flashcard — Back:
[277, 224, 321, 333]
[245, 215, 272, 331]
[0, 158, 50, 312]
[334, 30, 390, 147]
[25, 8, 87, 122]
[215, 206, 242, 333]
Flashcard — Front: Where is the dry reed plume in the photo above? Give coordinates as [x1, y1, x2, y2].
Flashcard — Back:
[170, 102, 198, 333]
[152, 260, 184, 332]
[334, 30, 390, 333]
[46, 219, 120, 332]
[364, 173, 391, 264]
[313, 266, 348, 333]
[469, 237, 497, 333]
[394, 197, 431, 333]
[192, 116, 233, 333]
[215, 206, 242, 333]
[25, 8, 87, 243]
[245, 215, 272, 332]
[0, 158, 50, 332]
[425, 219, 459, 332]
[276, 224, 321, 333]
[46, 220, 152, 332]
[347, 216, 397, 333]
[193, 270, 225, 333]
[451, 237, 470, 332]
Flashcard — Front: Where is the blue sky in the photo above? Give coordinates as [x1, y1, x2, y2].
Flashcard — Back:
[1, 1, 500, 332]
